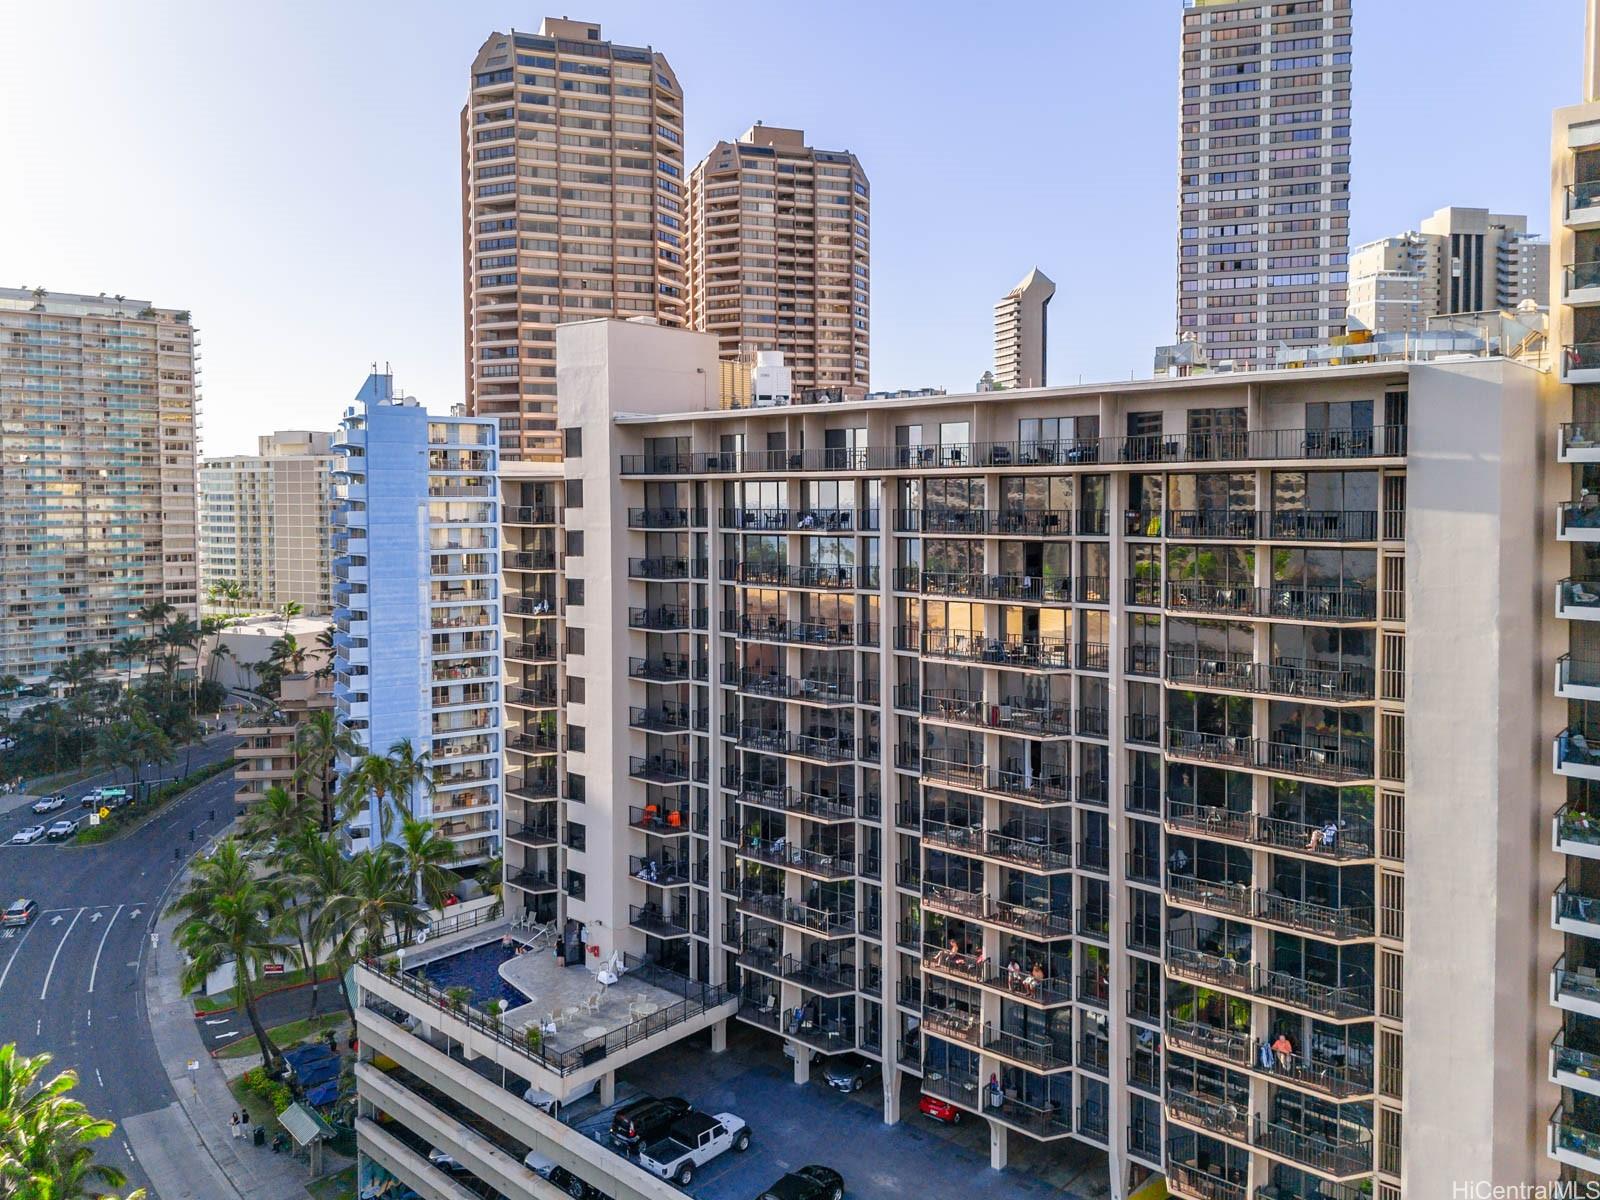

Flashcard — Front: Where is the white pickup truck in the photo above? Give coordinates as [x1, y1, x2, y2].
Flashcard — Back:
[637, 1111, 750, 1185]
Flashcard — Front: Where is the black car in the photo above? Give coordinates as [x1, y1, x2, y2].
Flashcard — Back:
[525, 1150, 610, 1200]
[609, 1095, 692, 1151]
[820, 1054, 879, 1093]
[758, 1165, 844, 1200]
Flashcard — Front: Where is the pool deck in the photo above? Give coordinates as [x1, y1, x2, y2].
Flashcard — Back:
[403, 925, 698, 1057]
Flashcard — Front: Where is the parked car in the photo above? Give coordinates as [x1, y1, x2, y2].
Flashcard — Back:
[427, 1147, 469, 1174]
[638, 1111, 750, 1185]
[523, 1076, 595, 1116]
[756, 1165, 844, 1200]
[45, 818, 78, 841]
[610, 1095, 692, 1152]
[524, 1150, 609, 1200]
[1, 899, 38, 927]
[821, 1055, 878, 1093]
[917, 1095, 962, 1125]
[10, 825, 47, 846]
[30, 794, 66, 814]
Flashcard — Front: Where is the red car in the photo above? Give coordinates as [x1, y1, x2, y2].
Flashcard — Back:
[918, 1094, 963, 1124]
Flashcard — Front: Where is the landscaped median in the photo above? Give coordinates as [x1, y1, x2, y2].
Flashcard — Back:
[74, 755, 234, 843]
[194, 967, 344, 1015]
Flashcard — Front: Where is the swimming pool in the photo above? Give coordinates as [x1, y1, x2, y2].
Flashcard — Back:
[407, 941, 530, 1010]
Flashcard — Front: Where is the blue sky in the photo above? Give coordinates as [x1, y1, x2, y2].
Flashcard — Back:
[0, 0, 1579, 454]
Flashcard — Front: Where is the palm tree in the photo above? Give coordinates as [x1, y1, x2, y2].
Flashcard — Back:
[0, 1044, 139, 1199]
[278, 600, 303, 638]
[338, 752, 403, 841]
[198, 616, 230, 685]
[237, 785, 318, 848]
[398, 816, 460, 909]
[110, 636, 145, 695]
[476, 854, 504, 904]
[136, 601, 173, 644]
[314, 626, 336, 682]
[0, 674, 22, 699]
[168, 840, 288, 1073]
[92, 716, 172, 790]
[387, 738, 435, 825]
[327, 845, 423, 957]
[160, 614, 201, 708]
[266, 634, 307, 676]
[293, 834, 358, 1030]
[293, 710, 359, 832]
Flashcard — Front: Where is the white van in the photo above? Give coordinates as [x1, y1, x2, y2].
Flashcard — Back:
[523, 1075, 596, 1116]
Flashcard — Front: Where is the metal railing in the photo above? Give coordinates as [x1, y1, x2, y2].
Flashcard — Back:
[1166, 580, 1377, 621]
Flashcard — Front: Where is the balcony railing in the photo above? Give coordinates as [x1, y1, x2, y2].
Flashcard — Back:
[719, 506, 872, 532]
[1166, 654, 1374, 701]
[1166, 580, 1377, 622]
[1167, 729, 1374, 783]
[920, 757, 1072, 805]
[726, 561, 874, 590]
[1252, 1116, 1372, 1178]
[628, 605, 705, 632]
[897, 569, 1074, 603]
[1165, 509, 1378, 542]
[921, 691, 1073, 737]
[1166, 801, 1375, 860]
[621, 427, 1405, 476]
[1166, 1090, 1248, 1141]
[724, 667, 859, 705]
[722, 611, 865, 646]
[627, 507, 706, 529]
[628, 654, 697, 683]
[985, 1026, 1072, 1072]
[894, 508, 1075, 535]
[628, 556, 706, 581]
[921, 821, 1072, 871]
[920, 630, 1072, 670]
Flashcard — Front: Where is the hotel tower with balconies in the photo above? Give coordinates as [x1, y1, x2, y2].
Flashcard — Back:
[551, 313, 1555, 1199]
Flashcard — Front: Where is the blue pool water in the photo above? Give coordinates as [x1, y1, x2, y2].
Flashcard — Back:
[408, 941, 530, 1009]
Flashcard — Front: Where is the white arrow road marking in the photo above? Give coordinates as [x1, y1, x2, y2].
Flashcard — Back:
[50, 914, 63, 926]
[203, 1017, 232, 1025]
[39, 908, 83, 1001]
[87, 905, 122, 994]
[88, 911, 102, 923]
[0, 920, 36, 994]
[129, 909, 142, 921]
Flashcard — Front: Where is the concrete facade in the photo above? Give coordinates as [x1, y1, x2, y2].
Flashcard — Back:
[1176, 0, 1352, 369]
[688, 125, 871, 399]
[199, 430, 336, 616]
[0, 287, 198, 683]
[331, 374, 503, 866]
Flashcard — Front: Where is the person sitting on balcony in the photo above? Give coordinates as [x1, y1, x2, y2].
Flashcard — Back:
[1271, 1031, 1295, 1071]
[665, 808, 683, 829]
[1320, 820, 1339, 850]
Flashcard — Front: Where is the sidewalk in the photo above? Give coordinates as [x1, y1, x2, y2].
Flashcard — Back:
[140, 866, 344, 1200]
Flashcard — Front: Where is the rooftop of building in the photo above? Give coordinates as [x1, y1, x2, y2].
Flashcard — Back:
[0, 286, 189, 320]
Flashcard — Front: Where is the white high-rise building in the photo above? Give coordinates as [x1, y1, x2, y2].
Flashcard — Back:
[994, 268, 1055, 390]
[1175, 0, 1352, 370]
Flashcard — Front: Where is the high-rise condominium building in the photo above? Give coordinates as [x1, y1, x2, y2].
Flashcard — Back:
[0, 287, 198, 683]
[460, 17, 686, 460]
[688, 124, 871, 398]
[350, 311, 1568, 1200]
[1545, 2, 1600, 1184]
[1176, 0, 1352, 369]
[994, 268, 1055, 390]
[199, 430, 336, 615]
[330, 374, 503, 868]
[1347, 207, 1549, 336]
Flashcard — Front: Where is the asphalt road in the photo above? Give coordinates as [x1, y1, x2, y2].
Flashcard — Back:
[0, 736, 242, 1198]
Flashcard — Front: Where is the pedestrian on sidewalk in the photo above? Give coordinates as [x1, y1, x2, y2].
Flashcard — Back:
[229, 1112, 240, 1139]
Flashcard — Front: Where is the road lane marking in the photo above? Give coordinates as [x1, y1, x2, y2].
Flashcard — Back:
[39, 907, 84, 1001]
[87, 904, 122, 993]
[95, 1068, 104, 1088]
[0, 920, 36, 994]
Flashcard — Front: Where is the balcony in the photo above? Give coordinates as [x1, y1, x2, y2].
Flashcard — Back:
[734, 891, 855, 938]
[505, 869, 559, 893]
[1166, 946, 1373, 1021]
[720, 507, 872, 533]
[628, 654, 699, 683]
[726, 561, 873, 590]
[1559, 656, 1600, 703]
[1167, 730, 1373, 784]
[921, 822, 1072, 872]
[1568, 182, 1600, 229]
[734, 838, 856, 881]
[897, 569, 1073, 604]
[1166, 655, 1373, 703]
[919, 1005, 982, 1047]
[1558, 578, 1600, 622]
[628, 704, 707, 734]
[919, 631, 1071, 671]
[627, 507, 705, 529]
[732, 780, 858, 823]
[895, 508, 1074, 536]
[627, 754, 697, 785]
[922, 885, 1073, 939]
[1556, 804, 1600, 861]
[1165, 1159, 1244, 1200]
[505, 774, 558, 802]
[628, 556, 706, 581]
[628, 605, 705, 632]
[1556, 730, 1600, 781]
[1166, 1090, 1248, 1143]
[1567, 260, 1600, 306]
[725, 667, 859, 706]
[1165, 509, 1377, 543]
[921, 757, 1072, 807]
[722, 612, 864, 647]
[1167, 581, 1376, 623]
[1555, 881, 1600, 938]
[1551, 1104, 1600, 1174]
[1165, 802, 1376, 862]
[920, 691, 1072, 738]
[503, 819, 557, 848]
[1252, 1116, 1371, 1180]
[629, 903, 690, 939]
[505, 638, 557, 664]
[723, 721, 856, 763]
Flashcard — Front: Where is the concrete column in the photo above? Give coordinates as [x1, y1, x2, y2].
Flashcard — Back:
[882, 1072, 901, 1125]
[710, 1019, 727, 1053]
[599, 1070, 616, 1107]
[791, 1044, 810, 1085]
[987, 1119, 1008, 1170]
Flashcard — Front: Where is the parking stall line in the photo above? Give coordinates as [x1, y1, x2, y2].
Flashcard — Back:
[39, 907, 84, 1001]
